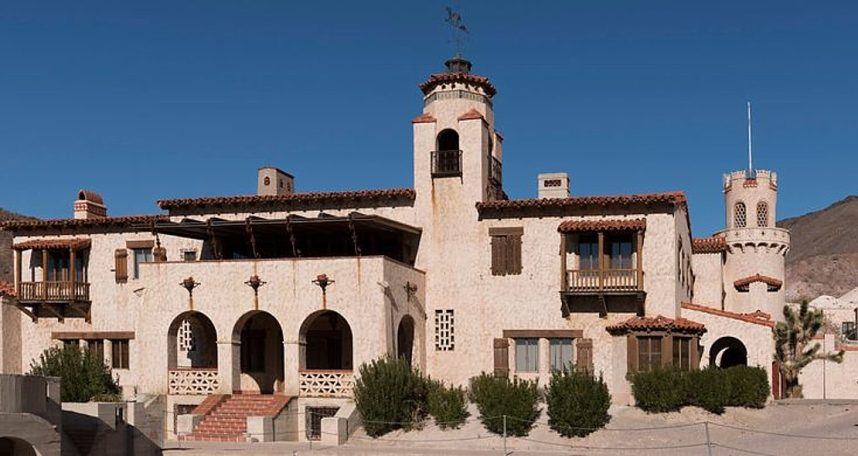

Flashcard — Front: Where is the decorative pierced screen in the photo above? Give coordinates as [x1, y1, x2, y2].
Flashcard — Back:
[756, 201, 769, 227]
[734, 202, 747, 228]
[434, 309, 455, 351]
[177, 319, 195, 351]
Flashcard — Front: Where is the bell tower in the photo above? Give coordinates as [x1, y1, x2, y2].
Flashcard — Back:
[412, 54, 504, 209]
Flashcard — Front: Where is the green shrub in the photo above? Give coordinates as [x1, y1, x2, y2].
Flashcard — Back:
[426, 379, 469, 429]
[629, 368, 688, 413]
[353, 356, 429, 437]
[545, 369, 611, 437]
[723, 366, 769, 408]
[29, 345, 120, 402]
[469, 373, 540, 437]
[687, 368, 727, 414]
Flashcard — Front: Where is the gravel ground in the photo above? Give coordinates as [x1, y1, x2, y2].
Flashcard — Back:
[164, 401, 858, 455]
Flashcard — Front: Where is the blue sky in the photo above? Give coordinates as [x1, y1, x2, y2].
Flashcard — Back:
[1, 1, 856, 235]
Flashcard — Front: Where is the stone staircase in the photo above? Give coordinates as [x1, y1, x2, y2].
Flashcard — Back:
[182, 393, 291, 442]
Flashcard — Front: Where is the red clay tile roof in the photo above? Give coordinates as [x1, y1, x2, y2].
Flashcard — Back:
[692, 236, 728, 254]
[1, 215, 166, 231]
[606, 315, 706, 335]
[681, 302, 775, 327]
[77, 189, 104, 205]
[0, 281, 15, 298]
[412, 113, 436, 124]
[157, 188, 416, 211]
[733, 274, 783, 291]
[13, 238, 92, 251]
[419, 72, 497, 97]
[477, 191, 687, 214]
[458, 108, 484, 121]
[558, 218, 646, 233]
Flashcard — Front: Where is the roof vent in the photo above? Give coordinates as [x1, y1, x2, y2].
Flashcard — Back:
[74, 190, 107, 219]
[538, 173, 570, 199]
[257, 167, 294, 196]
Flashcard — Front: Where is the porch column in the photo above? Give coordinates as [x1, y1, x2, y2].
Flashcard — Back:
[69, 247, 76, 300]
[41, 249, 48, 301]
[104, 339, 114, 369]
[217, 340, 239, 394]
[283, 339, 301, 396]
[597, 232, 605, 290]
[636, 230, 643, 289]
[14, 249, 21, 294]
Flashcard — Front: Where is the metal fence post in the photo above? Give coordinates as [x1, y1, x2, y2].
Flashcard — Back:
[704, 421, 713, 456]
[502, 415, 507, 456]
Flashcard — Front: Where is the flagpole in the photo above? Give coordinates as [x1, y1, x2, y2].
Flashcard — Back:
[747, 101, 753, 174]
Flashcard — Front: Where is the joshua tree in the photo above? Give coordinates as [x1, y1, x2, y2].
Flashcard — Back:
[773, 301, 844, 398]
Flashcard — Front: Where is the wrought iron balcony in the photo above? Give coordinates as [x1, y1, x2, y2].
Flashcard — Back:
[431, 149, 462, 177]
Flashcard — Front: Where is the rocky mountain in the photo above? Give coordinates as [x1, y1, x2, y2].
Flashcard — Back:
[0, 209, 38, 283]
[778, 195, 858, 301]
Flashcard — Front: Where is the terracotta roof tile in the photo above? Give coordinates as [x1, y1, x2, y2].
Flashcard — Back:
[157, 188, 416, 211]
[13, 238, 92, 250]
[681, 302, 775, 327]
[733, 274, 783, 291]
[2, 215, 166, 231]
[458, 108, 484, 121]
[411, 113, 436, 124]
[477, 191, 687, 214]
[692, 236, 728, 254]
[0, 281, 15, 298]
[419, 72, 497, 97]
[606, 315, 706, 335]
[558, 218, 646, 233]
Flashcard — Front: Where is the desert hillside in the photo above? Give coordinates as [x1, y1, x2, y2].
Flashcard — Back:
[778, 195, 858, 301]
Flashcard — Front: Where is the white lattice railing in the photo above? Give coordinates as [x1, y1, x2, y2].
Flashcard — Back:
[299, 370, 354, 398]
[168, 368, 219, 395]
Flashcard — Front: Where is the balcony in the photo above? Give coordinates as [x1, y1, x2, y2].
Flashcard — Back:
[565, 269, 642, 294]
[431, 149, 462, 177]
[18, 281, 90, 303]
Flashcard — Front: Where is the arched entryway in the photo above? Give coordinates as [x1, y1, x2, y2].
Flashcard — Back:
[0, 437, 39, 456]
[299, 310, 353, 370]
[233, 311, 284, 394]
[709, 336, 748, 368]
[397, 315, 415, 366]
[167, 312, 219, 396]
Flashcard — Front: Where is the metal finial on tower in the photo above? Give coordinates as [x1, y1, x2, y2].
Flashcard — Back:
[445, 6, 469, 59]
[747, 101, 753, 174]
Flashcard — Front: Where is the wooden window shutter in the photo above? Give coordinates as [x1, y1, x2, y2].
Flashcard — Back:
[493, 338, 509, 376]
[511, 235, 522, 274]
[114, 249, 128, 283]
[491, 236, 501, 276]
[576, 338, 594, 373]
[491, 235, 509, 276]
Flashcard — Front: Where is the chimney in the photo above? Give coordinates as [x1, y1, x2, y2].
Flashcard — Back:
[74, 190, 107, 219]
[538, 173, 570, 199]
[257, 167, 294, 196]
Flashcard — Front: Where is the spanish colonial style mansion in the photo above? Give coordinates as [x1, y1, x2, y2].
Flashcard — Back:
[0, 55, 850, 442]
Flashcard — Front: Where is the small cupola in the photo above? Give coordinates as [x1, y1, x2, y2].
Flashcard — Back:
[444, 53, 472, 73]
[73, 190, 107, 219]
[257, 167, 295, 196]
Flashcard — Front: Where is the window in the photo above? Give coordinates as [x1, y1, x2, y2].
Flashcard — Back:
[63, 339, 79, 349]
[609, 235, 633, 269]
[490, 228, 523, 276]
[842, 322, 857, 341]
[132, 248, 153, 279]
[435, 309, 454, 351]
[578, 235, 599, 270]
[182, 250, 197, 262]
[111, 339, 130, 369]
[549, 338, 573, 372]
[637, 336, 662, 372]
[515, 338, 539, 372]
[734, 202, 747, 228]
[672, 337, 691, 370]
[756, 201, 769, 227]
[86, 339, 104, 362]
[240, 330, 266, 372]
[432, 129, 462, 176]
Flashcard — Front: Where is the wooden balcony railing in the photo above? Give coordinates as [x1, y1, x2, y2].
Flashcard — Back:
[18, 281, 90, 302]
[565, 269, 642, 294]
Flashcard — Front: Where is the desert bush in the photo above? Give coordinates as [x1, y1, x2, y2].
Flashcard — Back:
[687, 368, 727, 414]
[629, 368, 688, 413]
[353, 356, 429, 437]
[723, 366, 769, 408]
[426, 379, 469, 429]
[545, 369, 611, 437]
[29, 345, 120, 402]
[469, 373, 540, 437]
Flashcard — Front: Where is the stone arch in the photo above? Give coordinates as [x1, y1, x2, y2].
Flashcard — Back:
[232, 310, 284, 393]
[709, 336, 748, 368]
[168, 311, 218, 369]
[436, 129, 459, 151]
[0, 437, 40, 456]
[299, 310, 353, 370]
[396, 315, 416, 366]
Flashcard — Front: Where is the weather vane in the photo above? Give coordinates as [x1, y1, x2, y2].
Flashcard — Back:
[445, 5, 469, 55]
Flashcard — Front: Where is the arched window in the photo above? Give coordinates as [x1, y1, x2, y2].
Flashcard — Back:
[734, 202, 747, 228]
[436, 129, 459, 151]
[756, 201, 769, 227]
[432, 129, 462, 176]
